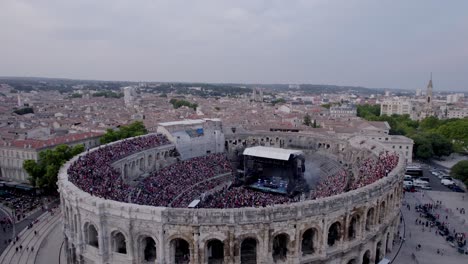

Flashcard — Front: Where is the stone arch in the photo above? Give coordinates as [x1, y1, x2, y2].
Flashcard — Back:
[386, 232, 390, 253]
[148, 154, 153, 168]
[379, 201, 386, 224]
[362, 250, 371, 264]
[140, 157, 144, 171]
[366, 208, 375, 231]
[301, 228, 318, 256]
[272, 233, 289, 262]
[111, 231, 127, 254]
[348, 214, 361, 240]
[84, 222, 99, 248]
[73, 214, 78, 234]
[171, 238, 190, 264]
[375, 241, 382, 264]
[140, 236, 157, 262]
[124, 163, 128, 179]
[240, 237, 257, 264]
[327, 221, 342, 247]
[206, 239, 224, 264]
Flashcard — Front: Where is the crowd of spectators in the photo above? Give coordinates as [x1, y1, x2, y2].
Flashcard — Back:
[131, 153, 232, 207]
[311, 169, 349, 199]
[199, 186, 293, 208]
[0, 189, 43, 221]
[350, 152, 399, 190]
[68, 134, 400, 209]
[68, 134, 171, 202]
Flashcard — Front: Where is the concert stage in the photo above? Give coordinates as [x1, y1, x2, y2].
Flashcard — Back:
[240, 146, 307, 196]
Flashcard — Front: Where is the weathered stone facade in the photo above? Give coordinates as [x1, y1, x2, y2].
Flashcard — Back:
[58, 132, 405, 264]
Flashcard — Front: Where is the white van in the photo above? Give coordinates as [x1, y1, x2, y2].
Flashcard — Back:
[413, 179, 429, 188]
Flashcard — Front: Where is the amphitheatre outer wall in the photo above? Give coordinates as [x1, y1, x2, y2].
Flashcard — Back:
[58, 132, 405, 264]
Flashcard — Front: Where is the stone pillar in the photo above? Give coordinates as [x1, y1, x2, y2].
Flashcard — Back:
[228, 227, 235, 264]
[157, 225, 165, 264]
[320, 218, 328, 257]
[262, 223, 270, 264]
[193, 228, 200, 264]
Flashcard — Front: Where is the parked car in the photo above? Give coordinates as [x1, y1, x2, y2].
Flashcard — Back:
[420, 177, 430, 183]
[449, 185, 466, 193]
[414, 179, 429, 188]
[441, 176, 455, 186]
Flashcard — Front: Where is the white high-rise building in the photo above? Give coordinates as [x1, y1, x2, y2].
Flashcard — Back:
[415, 88, 422, 97]
[123, 86, 136, 108]
[446, 93, 464, 104]
[380, 98, 413, 116]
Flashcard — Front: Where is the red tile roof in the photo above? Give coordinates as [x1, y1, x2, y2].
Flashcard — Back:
[3, 132, 103, 150]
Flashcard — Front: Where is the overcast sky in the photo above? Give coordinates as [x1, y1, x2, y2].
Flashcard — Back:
[1, 0, 467, 91]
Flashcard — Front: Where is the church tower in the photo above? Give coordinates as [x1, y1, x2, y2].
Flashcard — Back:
[424, 74, 434, 117]
[426, 73, 433, 105]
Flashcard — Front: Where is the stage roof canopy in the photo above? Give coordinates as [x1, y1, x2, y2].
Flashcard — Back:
[243, 146, 303, 161]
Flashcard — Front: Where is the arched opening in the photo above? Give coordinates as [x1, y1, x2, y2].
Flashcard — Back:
[206, 239, 224, 264]
[301, 228, 315, 255]
[112, 232, 127, 254]
[124, 164, 128, 179]
[375, 242, 382, 264]
[240, 238, 257, 264]
[347, 259, 357, 264]
[148, 155, 153, 167]
[86, 223, 99, 248]
[379, 202, 386, 224]
[386, 233, 390, 253]
[142, 237, 156, 262]
[272, 234, 288, 262]
[172, 238, 190, 264]
[362, 250, 371, 264]
[140, 157, 144, 171]
[348, 215, 360, 240]
[366, 208, 375, 231]
[327, 222, 341, 247]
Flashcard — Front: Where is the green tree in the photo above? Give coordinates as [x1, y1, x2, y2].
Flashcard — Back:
[428, 133, 453, 157]
[437, 119, 468, 152]
[450, 160, 468, 186]
[100, 121, 148, 144]
[169, 99, 198, 110]
[303, 114, 312, 126]
[420, 116, 441, 131]
[13, 107, 34, 115]
[24, 144, 84, 191]
[356, 104, 380, 119]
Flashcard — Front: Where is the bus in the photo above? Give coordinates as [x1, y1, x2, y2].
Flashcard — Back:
[406, 165, 423, 177]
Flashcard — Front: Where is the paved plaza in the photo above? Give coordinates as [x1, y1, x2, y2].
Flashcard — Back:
[393, 190, 468, 264]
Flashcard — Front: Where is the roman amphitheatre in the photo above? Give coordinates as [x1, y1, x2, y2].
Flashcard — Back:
[58, 119, 404, 264]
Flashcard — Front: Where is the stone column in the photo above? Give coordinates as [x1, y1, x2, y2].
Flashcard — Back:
[193, 228, 200, 264]
[157, 225, 165, 264]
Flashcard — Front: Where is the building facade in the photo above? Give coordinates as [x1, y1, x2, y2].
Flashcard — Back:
[0, 132, 102, 182]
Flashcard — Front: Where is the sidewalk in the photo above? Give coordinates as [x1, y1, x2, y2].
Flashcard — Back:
[0, 209, 61, 264]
